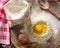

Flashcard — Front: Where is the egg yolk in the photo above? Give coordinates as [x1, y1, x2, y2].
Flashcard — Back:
[33, 21, 47, 35]
[35, 24, 42, 32]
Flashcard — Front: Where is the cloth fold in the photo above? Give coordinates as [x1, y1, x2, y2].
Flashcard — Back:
[0, 0, 10, 45]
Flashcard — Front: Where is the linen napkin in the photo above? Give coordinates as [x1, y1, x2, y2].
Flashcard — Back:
[0, 0, 10, 45]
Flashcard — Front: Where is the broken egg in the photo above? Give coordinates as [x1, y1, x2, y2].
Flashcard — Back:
[33, 21, 47, 35]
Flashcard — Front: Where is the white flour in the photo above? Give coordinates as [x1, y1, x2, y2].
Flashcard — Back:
[29, 5, 60, 43]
